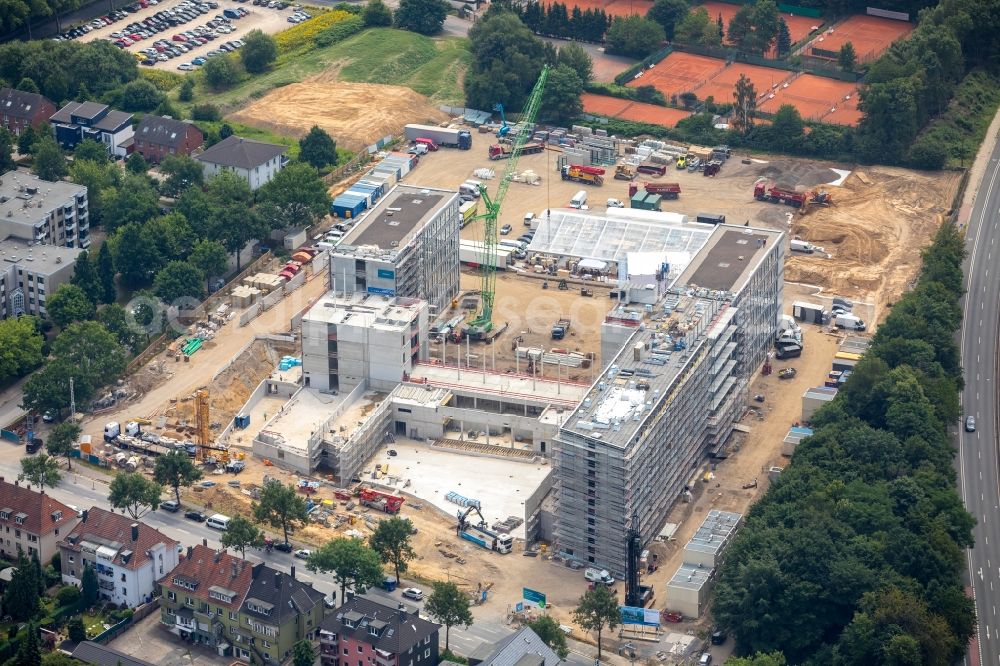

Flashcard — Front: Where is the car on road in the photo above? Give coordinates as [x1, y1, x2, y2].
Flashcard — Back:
[271, 542, 293, 552]
[161, 500, 181, 512]
[185, 510, 207, 522]
[966, 415, 976, 432]
[402, 587, 423, 601]
[500, 224, 512, 235]
[293, 549, 311, 559]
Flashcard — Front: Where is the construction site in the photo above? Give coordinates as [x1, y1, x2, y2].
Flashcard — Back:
[55, 61, 962, 664]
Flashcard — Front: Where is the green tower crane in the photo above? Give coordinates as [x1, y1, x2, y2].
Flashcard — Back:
[464, 65, 549, 341]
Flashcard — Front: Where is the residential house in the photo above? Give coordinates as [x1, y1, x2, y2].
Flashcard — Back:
[0, 476, 79, 563]
[58, 507, 179, 608]
[133, 114, 204, 164]
[160, 544, 326, 664]
[195, 135, 287, 190]
[71, 641, 157, 666]
[319, 597, 440, 666]
[0, 88, 57, 136]
[467, 627, 561, 666]
[50, 101, 133, 157]
[0, 236, 83, 319]
[0, 169, 90, 249]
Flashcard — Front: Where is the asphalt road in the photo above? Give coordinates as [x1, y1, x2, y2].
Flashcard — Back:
[959, 141, 1000, 665]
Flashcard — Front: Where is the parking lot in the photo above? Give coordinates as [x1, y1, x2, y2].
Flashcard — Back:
[66, 0, 300, 70]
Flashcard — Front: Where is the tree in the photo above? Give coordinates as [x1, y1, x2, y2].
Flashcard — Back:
[220, 515, 264, 559]
[96, 243, 116, 304]
[648, 0, 688, 40]
[775, 17, 791, 57]
[108, 472, 162, 519]
[111, 223, 157, 286]
[556, 42, 593, 86]
[153, 260, 204, 303]
[189, 239, 229, 293]
[17, 125, 38, 156]
[298, 125, 338, 170]
[73, 138, 108, 164]
[839, 41, 857, 71]
[46, 283, 95, 328]
[19, 453, 60, 492]
[526, 616, 569, 658]
[70, 158, 117, 226]
[394, 0, 449, 35]
[769, 104, 805, 150]
[425, 581, 473, 652]
[126, 152, 148, 174]
[363, 0, 393, 27]
[0, 316, 44, 383]
[464, 10, 553, 112]
[240, 28, 278, 74]
[369, 517, 416, 583]
[292, 639, 316, 666]
[97, 303, 140, 352]
[13, 621, 40, 666]
[675, 7, 715, 45]
[80, 564, 98, 607]
[66, 616, 86, 643]
[253, 480, 309, 545]
[153, 451, 203, 506]
[101, 174, 160, 234]
[605, 15, 665, 58]
[0, 127, 15, 174]
[46, 423, 80, 472]
[50, 320, 127, 395]
[572, 585, 619, 659]
[17, 76, 40, 94]
[159, 154, 205, 197]
[32, 136, 67, 182]
[70, 250, 101, 305]
[733, 73, 757, 134]
[257, 162, 331, 230]
[540, 64, 583, 124]
[4, 554, 41, 622]
[204, 55, 239, 90]
[120, 78, 164, 112]
[306, 537, 385, 602]
[191, 103, 222, 122]
[178, 76, 195, 102]
[56, 584, 80, 607]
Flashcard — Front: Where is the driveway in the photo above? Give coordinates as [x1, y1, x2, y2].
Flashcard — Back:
[106, 612, 232, 666]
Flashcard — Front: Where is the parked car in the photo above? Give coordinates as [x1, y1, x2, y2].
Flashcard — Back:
[177, 63, 194, 70]
[500, 224, 512, 235]
[402, 588, 423, 601]
[293, 549, 311, 560]
[161, 500, 181, 512]
[185, 510, 207, 522]
[274, 542, 293, 553]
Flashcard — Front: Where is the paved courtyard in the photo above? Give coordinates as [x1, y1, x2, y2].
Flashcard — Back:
[106, 613, 231, 666]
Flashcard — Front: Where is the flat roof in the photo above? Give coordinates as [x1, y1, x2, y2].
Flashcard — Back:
[685, 509, 741, 556]
[678, 227, 780, 294]
[409, 363, 588, 410]
[668, 562, 714, 591]
[303, 292, 424, 329]
[339, 184, 455, 253]
[0, 235, 82, 275]
[258, 389, 352, 455]
[0, 169, 86, 225]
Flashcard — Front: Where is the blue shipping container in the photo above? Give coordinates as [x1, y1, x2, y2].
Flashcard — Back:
[331, 197, 366, 219]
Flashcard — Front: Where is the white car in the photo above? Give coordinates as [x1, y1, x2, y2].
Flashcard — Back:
[177, 63, 194, 70]
[402, 587, 423, 601]
[293, 549, 311, 560]
[606, 198, 625, 208]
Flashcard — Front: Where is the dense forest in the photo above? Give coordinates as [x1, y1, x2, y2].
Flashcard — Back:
[714, 222, 975, 664]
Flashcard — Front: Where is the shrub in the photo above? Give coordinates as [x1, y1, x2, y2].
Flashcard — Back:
[191, 104, 222, 122]
[139, 69, 184, 91]
[56, 586, 82, 607]
[315, 16, 365, 46]
[275, 10, 354, 53]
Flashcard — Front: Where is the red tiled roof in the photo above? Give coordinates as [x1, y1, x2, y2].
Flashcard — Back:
[0, 478, 77, 536]
[59, 507, 178, 571]
[162, 544, 257, 610]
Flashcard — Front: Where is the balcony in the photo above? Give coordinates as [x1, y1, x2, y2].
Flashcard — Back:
[375, 650, 396, 666]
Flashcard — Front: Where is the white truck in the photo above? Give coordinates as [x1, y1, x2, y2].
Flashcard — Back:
[834, 313, 866, 331]
[103, 421, 141, 442]
[403, 124, 472, 150]
[584, 567, 615, 586]
[789, 239, 815, 253]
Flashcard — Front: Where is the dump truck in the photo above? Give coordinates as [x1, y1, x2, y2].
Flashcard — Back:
[488, 142, 544, 160]
[629, 182, 681, 200]
[561, 164, 604, 185]
[403, 124, 472, 150]
[754, 182, 808, 207]
[358, 488, 404, 514]
[637, 163, 667, 176]
[551, 317, 571, 339]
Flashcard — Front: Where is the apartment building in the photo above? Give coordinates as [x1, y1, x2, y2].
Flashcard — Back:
[319, 597, 440, 666]
[160, 544, 325, 664]
[58, 507, 179, 608]
[195, 135, 287, 190]
[0, 88, 57, 136]
[0, 169, 90, 249]
[0, 477, 79, 563]
[553, 224, 784, 576]
[329, 184, 460, 315]
[300, 292, 429, 393]
[133, 114, 204, 164]
[50, 101, 133, 157]
[0, 236, 82, 319]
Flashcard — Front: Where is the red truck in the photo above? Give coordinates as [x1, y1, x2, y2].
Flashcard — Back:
[637, 163, 667, 176]
[754, 182, 808, 207]
[630, 182, 681, 200]
[488, 142, 544, 160]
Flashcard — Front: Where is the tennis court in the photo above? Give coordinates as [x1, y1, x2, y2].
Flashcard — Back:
[546, 0, 654, 17]
[581, 93, 692, 127]
[759, 74, 860, 124]
[697, 61, 794, 105]
[806, 14, 913, 64]
[627, 51, 728, 97]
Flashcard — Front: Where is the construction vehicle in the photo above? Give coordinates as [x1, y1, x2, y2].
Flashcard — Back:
[778, 368, 797, 380]
[358, 488, 405, 514]
[703, 161, 722, 177]
[557, 279, 569, 290]
[489, 142, 543, 160]
[551, 317, 571, 340]
[629, 182, 681, 200]
[561, 164, 605, 186]
[754, 182, 808, 207]
[457, 505, 512, 553]
[581, 287, 593, 297]
[676, 154, 686, 169]
[637, 163, 666, 176]
[463, 66, 550, 342]
[403, 124, 472, 150]
[493, 102, 509, 138]
[615, 164, 636, 180]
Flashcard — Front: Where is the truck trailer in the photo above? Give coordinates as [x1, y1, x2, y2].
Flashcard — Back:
[488, 142, 543, 160]
[754, 182, 807, 207]
[629, 182, 680, 200]
[459, 242, 511, 269]
[459, 523, 513, 553]
[792, 301, 827, 324]
[403, 124, 472, 150]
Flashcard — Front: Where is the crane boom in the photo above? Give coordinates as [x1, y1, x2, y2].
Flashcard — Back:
[465, 65, 549, 339]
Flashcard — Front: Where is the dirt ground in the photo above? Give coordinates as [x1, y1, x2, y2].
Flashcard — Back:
[228, 80, 449, 150]
[398, 146, 960, 320]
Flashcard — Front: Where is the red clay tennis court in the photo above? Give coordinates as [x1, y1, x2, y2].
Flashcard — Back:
[806, 14, 913, 63]
[699, 1, 820, 45]
[697, 61, 794, 105]
[546, 0, 653, 17]
[626, 52, 727, 97]
[758, 74, 861, 124]
[582, 93, 692, 127]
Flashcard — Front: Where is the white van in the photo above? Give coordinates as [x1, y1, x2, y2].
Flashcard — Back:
[523, 212, 535, 226]
[570, 190, 587, 209]
[206, 514, 231, 531]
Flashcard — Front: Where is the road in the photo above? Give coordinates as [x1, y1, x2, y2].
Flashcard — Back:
[959, 132, 1000, 665]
